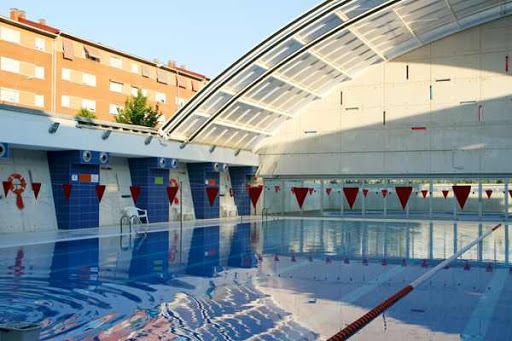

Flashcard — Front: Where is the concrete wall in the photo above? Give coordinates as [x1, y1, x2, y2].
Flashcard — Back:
[169, 163, 195, 221]
[99, 156, 133, 226]
[0, 149, 57, 232]
[258, 16, 512, 177]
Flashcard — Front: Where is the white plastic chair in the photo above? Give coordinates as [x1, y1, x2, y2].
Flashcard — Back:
[121, 206, 149, 233]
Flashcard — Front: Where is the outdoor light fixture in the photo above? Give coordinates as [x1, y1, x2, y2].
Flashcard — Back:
[234, 149, 241, 156]
[48, 122, 60, 134]
[179, 142, 187, 149]
[101, 130, 112, 140]
[209, 145, 216, 153]
[144, 136, 153, 145]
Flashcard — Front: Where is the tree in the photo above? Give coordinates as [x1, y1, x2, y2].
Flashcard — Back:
[75, 107, 96, 119]
[115, 90, 163, 128]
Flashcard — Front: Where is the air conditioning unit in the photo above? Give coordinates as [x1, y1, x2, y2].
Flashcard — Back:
[99, 152, 109, 165]
[0, 143, 9, 161]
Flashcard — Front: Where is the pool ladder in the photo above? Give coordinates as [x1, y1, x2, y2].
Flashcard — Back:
[120, 215, 147, 249]
[262, 208, 271, 221]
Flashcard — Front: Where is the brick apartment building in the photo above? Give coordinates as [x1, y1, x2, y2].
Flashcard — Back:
[0, 8, 208, 122]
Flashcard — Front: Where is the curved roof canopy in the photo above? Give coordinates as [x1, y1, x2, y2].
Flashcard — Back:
[160, 0, 512, 151]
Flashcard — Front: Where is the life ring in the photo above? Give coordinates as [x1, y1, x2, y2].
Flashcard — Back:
[169, 178, 179, 187]
[7, 173, 26, 210]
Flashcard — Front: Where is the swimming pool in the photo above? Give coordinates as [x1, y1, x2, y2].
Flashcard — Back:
[0, 218, 510, 340]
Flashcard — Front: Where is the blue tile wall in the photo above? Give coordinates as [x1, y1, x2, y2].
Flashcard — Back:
[187, 163, 220, 219]
[229, 167, 257, 216]
[49, 238, 99, 289]
[129, 231, 169, 283]
[47, 151, 100, 229]
[228, 223, 257, 268]
[186, 226, 220, 277]
[128, 158, 169, 223]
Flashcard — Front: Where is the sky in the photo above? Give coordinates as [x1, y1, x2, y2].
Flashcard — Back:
[1, 1, 322, 78]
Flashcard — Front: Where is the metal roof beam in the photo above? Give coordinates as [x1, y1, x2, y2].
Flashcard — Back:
[293, 35, 354, 78]
[220, 88, 294, 118]
[254, 60, 323, 98]
[444, 0, 462, 28]
[335, 11, 388, 61]
[393, 9, 423, 44]
[194, 111, 273, 136]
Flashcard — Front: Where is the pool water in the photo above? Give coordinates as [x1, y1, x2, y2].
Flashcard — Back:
[0, 219, 510, 340]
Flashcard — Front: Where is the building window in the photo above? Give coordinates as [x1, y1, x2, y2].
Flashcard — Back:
[61, 95, 71, 108]
[0, 27, 20, 44]
[0, 88, 20, 103]
[81, 99, 96, 112]
[82, 73, 96, 87]
[131, 87, 139, 97]
[109, 81, 123, 93]
[83, 46, 101, 62]
[175, 97, 187, 107]
[131, 63, 139, 74]
[0, 57, 20, 73]
[34, 94, 44, 108]
[109, 104, 121, 115]
[34, 66, 45, 79]
[62, 68, 71, 81]
[155, 92, 166, 103]
[110, 56, 122, 69]
[142, 89, 148, 96]
[34, 37, 45, 51]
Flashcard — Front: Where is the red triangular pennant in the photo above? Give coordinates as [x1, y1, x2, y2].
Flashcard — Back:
[509, 190, 512, 199]
[62, 183, 72, 201]
[453, 185, 471, 210]
[326, 188, 332, 196]
[206, 187, 219, 206]
[166, 186, 179, 205]
[249, 185, 263, 209]
[32, 183, 41, 200]
[308, 188, 314, 195]
[95, 185, 106, 203]
[421, 190, 428, 198]
[343, 187, 359, 209]
[395, 186, 413, 209]
[3, 181, 11, 197]
[293, 187, 309, 209]
[381, 189, 388, 198]
[362, 189, 369, 197]
[130, 186, 141, 205]
[485, 189, 492, 199]
[442, 190, 449, 199]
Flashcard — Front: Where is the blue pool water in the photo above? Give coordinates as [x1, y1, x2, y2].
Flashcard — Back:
[0, 219, 510, 340]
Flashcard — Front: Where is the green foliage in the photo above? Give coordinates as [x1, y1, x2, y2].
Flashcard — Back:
[75, 107, 97, 119]
[115, 90, 163, 128]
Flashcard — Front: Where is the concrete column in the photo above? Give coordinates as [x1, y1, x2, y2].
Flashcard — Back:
[505, 179, 509, 220]
[320, 180, 324, 214]
[429, 179, 434, 218]
[478, 179, 483, 220]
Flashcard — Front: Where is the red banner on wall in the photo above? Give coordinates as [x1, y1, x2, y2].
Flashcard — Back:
[293, 187, 309, 209]
[343, 187, 359, 209]
[395, 186, 413, 209]
[130, 186, 141, 205]
[206, 187, 219, 206]
[485, 189, 493, 199]
[62, 183, 72, 201]
[362, 189, 369, 197]
[308, 188, 314, 195]
[95, 185, 106, 203]
[421, 190, 428, 198]
[32, 183, 41, 200]
[381, 189, 388, 198]
[166, 186, 179, 205]
[326, 188, 332, 196]
[249, 185, 264, 209]
[453, 185, 471, 209]
[442, 190, 449, 199]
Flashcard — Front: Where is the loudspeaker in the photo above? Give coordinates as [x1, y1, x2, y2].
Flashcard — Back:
[99, 152, 109, 165]
[170, 158, 178, 169]
[158, 157, 167, 168]
[221, 163, 228, 172]
[81, 150, 93, 163]
[213, 162, 220, 172]
[0, 143, 9, 160]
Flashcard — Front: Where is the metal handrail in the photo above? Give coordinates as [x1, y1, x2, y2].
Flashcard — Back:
[262, 208, 271, 221]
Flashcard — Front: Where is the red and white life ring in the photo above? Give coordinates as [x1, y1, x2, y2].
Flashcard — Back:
[6, 173, 26, 210]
